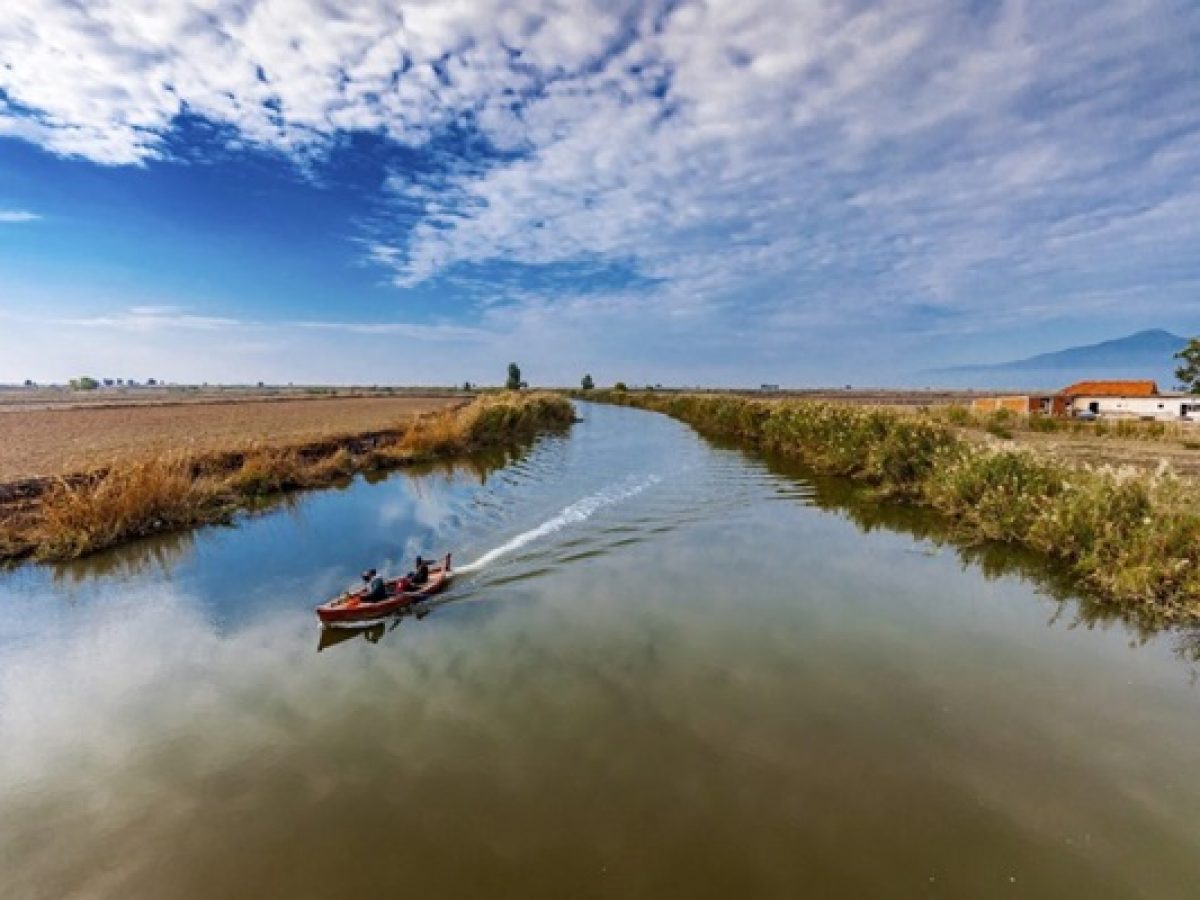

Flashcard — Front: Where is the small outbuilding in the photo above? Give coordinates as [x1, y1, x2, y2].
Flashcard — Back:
[971, 394, 1065, 416]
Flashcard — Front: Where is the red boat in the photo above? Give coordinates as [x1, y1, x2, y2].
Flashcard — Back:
[315, 554, 452, 626]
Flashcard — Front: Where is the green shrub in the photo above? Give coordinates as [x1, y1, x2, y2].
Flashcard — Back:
[985, 410, 1015, 439]
[1028, 415, 1061, 433]
[941, 404, 972, 426]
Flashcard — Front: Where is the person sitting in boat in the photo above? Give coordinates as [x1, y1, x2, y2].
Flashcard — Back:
[361, 568, 387, 602]
[407, 556, 430, 587]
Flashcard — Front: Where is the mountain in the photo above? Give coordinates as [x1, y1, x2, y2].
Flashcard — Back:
[926, 329, 1190, 390]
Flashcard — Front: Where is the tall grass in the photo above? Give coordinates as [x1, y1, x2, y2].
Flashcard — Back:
[36, 456, 222, 560]
[2, 393, 573, 562]
[588, 390, 1200, 623]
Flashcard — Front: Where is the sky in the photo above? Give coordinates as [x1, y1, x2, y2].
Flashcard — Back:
[1, 0, 1199, 387]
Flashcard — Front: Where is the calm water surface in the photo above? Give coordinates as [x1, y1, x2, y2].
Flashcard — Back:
[2, 402, 1199, 899]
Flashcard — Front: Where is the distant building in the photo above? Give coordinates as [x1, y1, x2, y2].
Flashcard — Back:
[760, 384, 781, 392]
[971, 394, 1065, 416]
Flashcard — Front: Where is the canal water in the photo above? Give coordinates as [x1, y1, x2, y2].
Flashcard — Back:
[1, 402, 1198, 899]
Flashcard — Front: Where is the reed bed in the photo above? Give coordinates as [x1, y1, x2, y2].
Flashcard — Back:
[588, 390, 1200, 623]
[2, 393, 573, 562]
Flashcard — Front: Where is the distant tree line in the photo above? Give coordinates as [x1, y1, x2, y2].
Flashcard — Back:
[67, 376, 160, 390]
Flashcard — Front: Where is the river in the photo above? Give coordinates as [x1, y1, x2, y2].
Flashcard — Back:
[1, 401, 1198, 898]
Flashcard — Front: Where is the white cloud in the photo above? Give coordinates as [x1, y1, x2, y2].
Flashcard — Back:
[1, 0, 1199, 379]
[0, 307, 507, 384]
[0, 0, 644, 164]
[358, 0, 1200, 342]
[30, 307, 486, 340]
[0, 209, 40, 222]
[290, 320, 490, 341]
[58, 309, 244, 331]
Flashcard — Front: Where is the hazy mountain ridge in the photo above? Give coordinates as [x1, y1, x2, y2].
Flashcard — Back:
[926, 329, 1189, 389]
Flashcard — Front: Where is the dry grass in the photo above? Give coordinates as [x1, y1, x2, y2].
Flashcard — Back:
[1, 393, 573, 562]
[36, 455, 221, 560]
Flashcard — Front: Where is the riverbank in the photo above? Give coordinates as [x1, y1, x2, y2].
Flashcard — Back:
[615, 388, 1200, 476]
[0, 393, 574, 562]
[585, 391, 1200, 625]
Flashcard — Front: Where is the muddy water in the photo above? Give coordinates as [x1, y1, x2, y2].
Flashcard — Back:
[1, 402, 1198, 899]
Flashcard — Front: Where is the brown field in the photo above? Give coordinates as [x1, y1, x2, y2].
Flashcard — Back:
[997, 430, 1200, 477]
[0, 393, 463, 483]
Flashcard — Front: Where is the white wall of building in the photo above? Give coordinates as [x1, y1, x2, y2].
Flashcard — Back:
[1071, 396, 1200, 420]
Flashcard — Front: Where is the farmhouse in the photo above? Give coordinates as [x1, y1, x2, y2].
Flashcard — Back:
[1061, 380, 1200, 421]
[971, 380, 1200, 421]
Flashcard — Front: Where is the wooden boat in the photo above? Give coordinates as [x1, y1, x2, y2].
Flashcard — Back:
[315, 554, 452, 626]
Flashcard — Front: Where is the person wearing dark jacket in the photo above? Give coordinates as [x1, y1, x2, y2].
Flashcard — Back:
[407, 556, 430, 587]
[361, 569, 387, 602]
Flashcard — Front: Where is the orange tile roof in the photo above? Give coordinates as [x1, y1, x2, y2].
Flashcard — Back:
[1059, 380, 1159, 397]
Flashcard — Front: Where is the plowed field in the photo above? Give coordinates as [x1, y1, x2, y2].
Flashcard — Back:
[0, 394, 461, 482]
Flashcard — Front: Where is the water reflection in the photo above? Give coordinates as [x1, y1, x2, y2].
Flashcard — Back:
[42, 446, 527, 587]
[3, 403, 1200, 898]
[755, 446, 1194, 656]
[316, 620, 389, 651]
[49, 527, 199, 585]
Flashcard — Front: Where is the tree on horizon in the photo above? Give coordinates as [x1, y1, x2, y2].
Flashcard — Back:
[1175, 338, 1200, 394]
[506, 363, 522, 391]
[580, 374, 594, 391]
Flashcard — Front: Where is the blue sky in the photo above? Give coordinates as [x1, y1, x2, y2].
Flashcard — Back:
[1, 0, 1198, 386]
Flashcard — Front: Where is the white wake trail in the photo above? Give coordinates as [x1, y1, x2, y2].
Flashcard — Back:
[456, 475, 660, 574]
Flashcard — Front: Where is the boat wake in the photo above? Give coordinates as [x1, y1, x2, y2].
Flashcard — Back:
[456, 475, 661, 574]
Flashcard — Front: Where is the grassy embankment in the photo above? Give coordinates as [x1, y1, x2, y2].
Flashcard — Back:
[0, 393, 574, 563]
[587, 390, 1200, 624]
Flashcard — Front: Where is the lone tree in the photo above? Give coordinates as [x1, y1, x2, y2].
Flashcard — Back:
[69, 376, 99, 391]
[580, 374, 594, 391]
[506, 363, 522, 391]
[1176, 337, 1200, 394]
[613, 381, 628, 392]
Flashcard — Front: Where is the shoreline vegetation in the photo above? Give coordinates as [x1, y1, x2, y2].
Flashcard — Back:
[0, 393, 574, 564]
[584, 390, 1200, 625]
